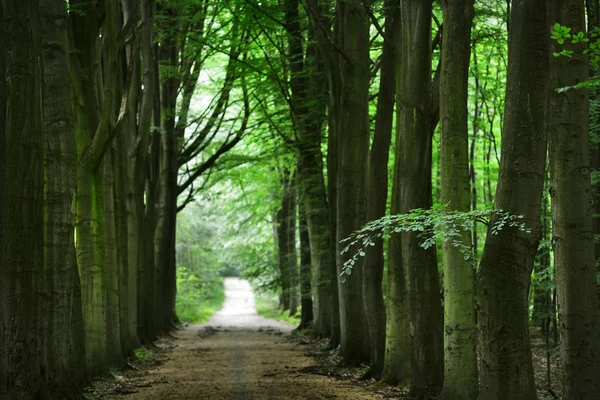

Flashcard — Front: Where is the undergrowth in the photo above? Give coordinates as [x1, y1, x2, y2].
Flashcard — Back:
[255, 291, 301, 326]
[176, 268, 225, 324]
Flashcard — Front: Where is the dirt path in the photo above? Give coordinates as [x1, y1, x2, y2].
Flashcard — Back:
[102, 278, 384, 400]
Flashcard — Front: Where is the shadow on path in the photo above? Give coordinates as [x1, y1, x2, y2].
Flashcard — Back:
[100, 278, 383, 400]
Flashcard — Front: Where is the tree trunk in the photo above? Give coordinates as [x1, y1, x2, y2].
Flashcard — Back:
[103, 151, 124, 366]
[476, 1, 549, 398]
[39, 0, 87, 396]
[286, 0, 333, 336]
[298, 201, 314, 330]
[361, 0, 397, 379]
[76, 158, 108, 375]
[277, 171, 296, 313]
[156, 33, 179, 332]
[334, 0, 371, 364]
[0, 2, 47, 397]
[548, 1, 600, 397]
[382, 3, 411, 386]
[439, 1, 477, 399]
[136, 0, 157, 344]
[397, 1, 444, 397]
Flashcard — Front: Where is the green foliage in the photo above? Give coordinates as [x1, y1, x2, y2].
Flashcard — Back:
[340, 206, 531, 277]
[254, 291, 300, 326]
[551, 24, 600, 92]
[176, 268, 225, 323]
[134, 347, 152, 361]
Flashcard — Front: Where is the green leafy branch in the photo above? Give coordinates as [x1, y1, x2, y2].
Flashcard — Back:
[551, 23, 600, 92]
[339, 206, 531, 278]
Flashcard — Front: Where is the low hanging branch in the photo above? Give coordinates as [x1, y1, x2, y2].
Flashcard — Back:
[339, 206, 531, 278]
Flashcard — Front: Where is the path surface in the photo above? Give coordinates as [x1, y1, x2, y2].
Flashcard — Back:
[104, 278, 383, 400]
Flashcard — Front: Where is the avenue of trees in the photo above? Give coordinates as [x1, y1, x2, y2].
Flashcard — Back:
[1, 0, 600, 400]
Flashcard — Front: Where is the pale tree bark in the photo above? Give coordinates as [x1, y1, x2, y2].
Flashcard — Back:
[0, 2, 47, 398]
[439, 1, 477, 399]
[361, 0, 397, 379]
[334, 0, 371, 364]
[397, 1, 444, 396]
[476, 1, 549, 399]
[39, 0, 87, 395]
[548, 1, 600, 398]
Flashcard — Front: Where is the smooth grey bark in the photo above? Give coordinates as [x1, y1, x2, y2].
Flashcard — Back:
[397, 1, 444, 396]
[277, 170, 299, 315]
[361, 0, 396, 379]
[476, 1, 549, 399]
[547, 1, 600, 398]
[103, 151, 124, 366]
[40, 0, 87, 394]
[285, 0, 333, 338]
[382, 3, 411, 386]
[157, 30, 179, 332]
[298, 200, 314, 330]
[439, 1, 477, 399]
[0, 2, 47, 398]
[334, 0, 371, 364]
[305, 0, 341, 345]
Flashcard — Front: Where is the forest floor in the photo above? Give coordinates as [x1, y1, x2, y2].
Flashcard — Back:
[89, 278, 561, 400]
[90, 278, 394, 400]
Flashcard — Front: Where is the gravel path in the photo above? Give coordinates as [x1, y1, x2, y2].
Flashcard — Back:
[102, 278, 383, 400]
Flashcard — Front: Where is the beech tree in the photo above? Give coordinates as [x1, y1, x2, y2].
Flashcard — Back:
[0, 1, 46, 397]
[477, 0, 550, 398]
[439, 0, 477, 399]
[548, 0, 600, 397]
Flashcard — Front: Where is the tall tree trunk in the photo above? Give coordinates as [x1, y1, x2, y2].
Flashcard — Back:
[277, 171, 295, 313]
[39, 0, 87, 396]
[76, 157, 107, 375]
[476, 1, 549, 398]
[335, 0, 371, 364]
[361, 0, 397, 379]
[548, 1, 600, 397]
[103, 152, 124, 366]
[114, 133, 134, 353]
[287, 176, 299, 316]
[286, 0, 333, 337]
[156, 32, 179, 332]
[327, 91, 341, 347]
[397, 1, 444, 396]
[0, 2, 47, 398]
[586, 0, 600, 302]
[382, 3, 411, 385]
[136, 0, 157, 344]
[298, 200, 314, 329]
[439, 1, 477, 399]
[70, 0, 123, 373]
